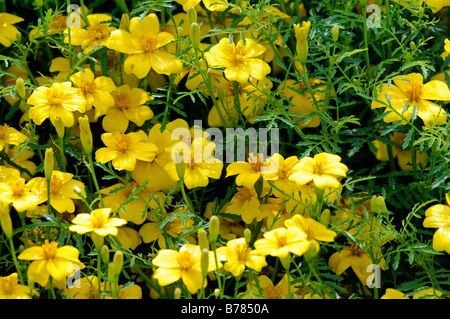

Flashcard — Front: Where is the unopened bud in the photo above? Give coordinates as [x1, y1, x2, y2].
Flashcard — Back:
[418, 6, 424, 18]
[190, 22, 201, 49]
[174, 287, 182, 299]
[244, 228, 251, 245]
[44, 148, 54, 181]
[320, 209, 331, 226]
[214, 288, 220, 298]
[187, 6, 197, 25]
[409, 41, 416, 51]
[0, 201, 13, 239]
[119, 13, 130, 31]
[209, 215, 220, 243]
[198, 228, 209, 251]
[107, 262, 116, 283]
[175, 160, 185, 181]
[371, 195, 388, 214]
[35, 0, 43, 6]
[201, 248, 209, 279]
[16, 77, 26, 99]
[78, 116, 93, 155]
[101, 245, 110, 264]
[54, 116, 65, 138]
[112, 250, 124, 276]
[332, 25, 339, 43]
[294, 21, 311, 64]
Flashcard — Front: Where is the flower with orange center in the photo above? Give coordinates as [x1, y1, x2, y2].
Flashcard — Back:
[289, 152, 348, 190]
[216, 237, 267, 276]
[69, 207, 127, 237]
[27, 82, 87, 127]
[263, 153, 302, 197]
[152, 244, 215, 294]
[226, 153, 272, 190]
[254, 226, 309, 259]
[0, 13, 23, 47]
[0, 124, 27, 152]
[106, 13, 183, 79]
[0, 273, 31, 299]
[371, 73, 450, 127]
[65, 276, 142, 299]
[100, 84, 153, 133]
[17, 239, 85, 287]
[240, 274, 289, 299]
[27, 170, 86, 214]
[95, 130, 158, 171]
[0, 175, 42, 212]
[225, 186, 266, 224]
[205, 37, 271, 84]
[65, 14, 117, 54]
[70, 68, 116, 114]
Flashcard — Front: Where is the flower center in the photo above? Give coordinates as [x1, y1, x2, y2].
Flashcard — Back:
[176, 250, 195, 271]
[114, 93, 132, 111]
[234, 242, 249, 261]
[42, 240, 58, 259]
[274, 232, 288, 249]
[235, 187, 253, 201]
[138, 34, 159, 53]
[113, 134, 133, 152]
[90, 211, 106, 229]
[50, 14, 67, 31]
[404, 81, 423, 102]
[349, 243, 362, 257]
[231, 45, 246, 63]
[50, 174, 64, 194]
[248, 153, 265, 172]
[263, 284, 282, 299]
[9, 179, 26, 197]
[80, 80, 97, 95]
[46, 87, 65, 107]
[87, 22, 110, 40]
[313, 161, 325, 175]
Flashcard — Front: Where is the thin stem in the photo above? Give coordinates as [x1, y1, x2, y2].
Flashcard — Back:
[9, 237, 24, 285]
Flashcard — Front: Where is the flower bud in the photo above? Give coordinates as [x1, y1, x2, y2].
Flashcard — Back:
[119, 13, 130, 31]
[320, 209, 331, 226]
[418, 6, 424, 18]
[0, 201, 13, 239]
[112, 250, 124, 276]
[201, 248, 209, 279]
[35, 0, 43, 6]
[332, 25, 339, 43]
[54, 116, 65, 138]
[78, 116, 93, 155]
[214, 288, 220, 298]
[198, 228, 209, 251]
[44, 148, 54, 181]
[101, 245, 110, 264]
[244, 228, 251, 245]
[371, 195, 388, 214]
[187, 6, 197, 25]
[16, 77, 26, 99]
[190, 22, 201, 49]
[294, 21, 311, 64]
[174, 287, 182, 299]
[209, 215, 220, 243]
[107, 262, 116, 284]
[175, 160, 186, 181]
[409, 41, 416, 51]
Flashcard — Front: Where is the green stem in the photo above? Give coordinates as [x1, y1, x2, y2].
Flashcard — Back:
[9, 237, 24, 285]
[212, 241, 223, 299]
[87, 153, 104, 207]
[49, 277, 57, 299]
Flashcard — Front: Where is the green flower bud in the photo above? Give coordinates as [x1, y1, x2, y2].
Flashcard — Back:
[244, 228, 252, 245]
[332, 25, 339, 43]
[112, 250, 124, 276]
[187, 6, 197, 25]
[320, 209, 331, 226]
[78, 116, 93, 155]
[16, 77, 26, 99]
[119, 13, 130, 31]
[174, 287, 182, 299]
[101, 245, 110, 264]
[44, 148, 54, 182]
[198, 228, 209, 251]
[54, 116, 65, 139]
[190, 22, 201, 49]
[209, 215, 220, 243]
[0, 201, 13, 239]
[201, 248, 209, 279]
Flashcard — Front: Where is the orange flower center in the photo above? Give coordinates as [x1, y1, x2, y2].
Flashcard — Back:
[8, 179, 26, 197]
[113, 134, 133, 152]
[263, 284, 282, 299]
[312, 161, 326, 175]
[42, 240, 59, 259]
[248, 153, 265, 172]
[80, 80, 97, 95]
[90, 211, 107, 229]
[46, 87, 65, 107]
[176, 250, 196, 271]
[349, 243, 362, 257]
[235, 187, 253, 201]
[274, 232, 288, 249]
[123, 181, 139, 197]
[87, 22, 110, 40]
[50, 14, 67, 31]
[50, 174, 64, 194]
[114, 93, 132, 110]
[404, 81, 423, 102]
[138, 34, 159, 54]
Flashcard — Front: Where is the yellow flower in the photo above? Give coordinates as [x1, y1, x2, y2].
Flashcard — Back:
[226, 153, 272, 190]
[289, 152, 348, 190]
[70, 68, 116, 114]
[95, 130, 158, 171]
[216, 238, 267, 276]
[116, 227, 142, 250]
[204, 37, 271, 83]
[65, 14, 117, 54]
[381, 288, 409, 299]
[293, 21, 311, 65]
[69, 207, 127, 237]
[263, 153, 302, 197]
[65, 276, 142, 299]
[412, 286, 444, 299]
[285, 214, 336, 254]
[371, 73, 450, 127]
[0, 124, 27, 152]
[175, 0, 228, 11]
[27, 82, 87, 127]
[225, 186, 265, 224]
[17, 240, 85, 287]
[27, 170, 86, 214]
[0, 273, 31, 299]
[164, 137, 223, 189]
[152, 244, 213, 294]
[423, 194, 450, 254]
[0, 13, 23, 47]
[3, 144, 37, 181]
[100, 84, 153, 133]
[281, 78, 327, 129]
[240, 274, 289, 299]
[445, 38, 450, 54]
[106, 13, 183, 78]
[254, 226, 309, 259]
[0, 174, 42, 212]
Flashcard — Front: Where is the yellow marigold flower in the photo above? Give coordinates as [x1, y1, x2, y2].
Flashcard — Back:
[65, 276, 142, 299]
[254, 226, 309, 259]
[0, 124, 27, 152]
[289, 152, 348, 190]
[65, 14, 116, 54]
[204, 37, 271, 84]
[152, 244, 214, 294]
[226, 153, 272, 190]
[240, 274, 289, 299]
[263, 153, 302, 197]
[175, 0, 228, 11]
[285, 214, 336, 254]
[139, 208, 195, 248]
[281, 78, 327, 129]
[27, 82, 87, 127]
[423, 194, 450, 254]
[0, 273, 31, 299]
[165, 136, 223, 189]
[0, 13, 23, 47]
[69, 207, 127, 237]
[70, 68, 116, 114]
[106, 13, 183, 78]
[3, 144, 37, 181]
[100, 84, 153, 133]
[371, 73, 450, 127]
[328, 243, 385, 285]
[216, 237, 267, 276]
[381, 288, 409, 299]
[294, 21, 311, 65]
[225, 186, 267, 224]
[95, 130, 158, 171]
[18, 239, 85, 287]
[0, 175, 42, 212]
